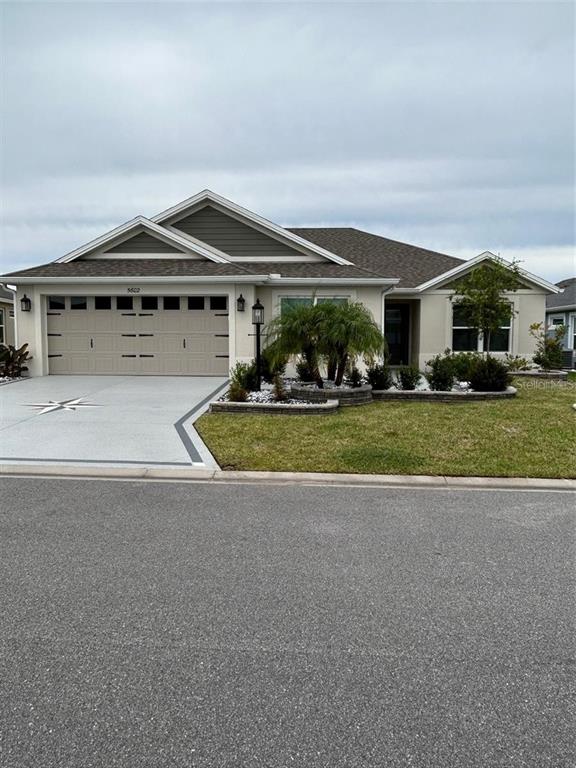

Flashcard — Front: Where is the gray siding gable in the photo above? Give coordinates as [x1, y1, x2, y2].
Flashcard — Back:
[170, 205, 316, 260]
[104, 232, 185, 254]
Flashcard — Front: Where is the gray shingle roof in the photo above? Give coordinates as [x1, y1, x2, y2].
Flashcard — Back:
[288, 228, 464, 287]
[2, 228, 464, 287]
[547, 277, 576, 309]
[0, 286, 14, 301]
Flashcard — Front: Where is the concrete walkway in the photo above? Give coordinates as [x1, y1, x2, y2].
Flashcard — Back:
[0, 376, 228, 469]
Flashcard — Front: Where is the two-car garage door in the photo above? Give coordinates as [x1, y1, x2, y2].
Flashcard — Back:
[46, 295, 230, 375]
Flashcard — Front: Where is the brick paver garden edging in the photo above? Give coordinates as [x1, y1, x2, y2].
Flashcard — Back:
[372, 386, 517, 402]
[510, 370, 568, 380]
[290, 384, 373, 406]
[209, 400, 340, 415]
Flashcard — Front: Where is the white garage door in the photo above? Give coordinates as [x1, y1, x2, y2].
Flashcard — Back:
[46, 295, 230, 375]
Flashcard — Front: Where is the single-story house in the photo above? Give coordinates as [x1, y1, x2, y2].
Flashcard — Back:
[0, 286, 15, 347]
[1, 189, 560, 378]
[546, 277, 575, 368]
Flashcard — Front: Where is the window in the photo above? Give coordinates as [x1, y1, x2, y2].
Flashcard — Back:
[188, 296, 205, 310]
[116, 296, 133, 311]
[141, 296, 158, 311]
[0, 308, 4, 344]
[548, 315, 565, 328]
[163, 296, 181, 310]
[280, 296, 349, 316]
[48, 296, 66, 310]
[95, 296, 112, 310]
[70, 296, 87, 310]
[210, 296, 228, 311]
[316, 297, 349, 306]
[452, 304, 511, 353]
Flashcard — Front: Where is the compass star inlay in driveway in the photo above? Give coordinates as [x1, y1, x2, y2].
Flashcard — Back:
[24, 397, 100, 415]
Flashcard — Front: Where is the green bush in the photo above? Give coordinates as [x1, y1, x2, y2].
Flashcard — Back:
[295, 358, 314, 382]
[230, 361, 259, 391]
[530, 322, 565, 370]
[426, 353, 455, 391]
[449, 352, 481, 381]
[261, 343, 288, 384]
[504, 354, 532, 372]
[365, 362, 393, 390]
[344, 365, 363, 388]
[468, 356, 511, 392]
[0, 343, 30, 377]
[397, 365, 421, 391]
[228, 381, 248, 402]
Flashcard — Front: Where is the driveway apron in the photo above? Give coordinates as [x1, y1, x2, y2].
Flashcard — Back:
[0, 375, 227, 469]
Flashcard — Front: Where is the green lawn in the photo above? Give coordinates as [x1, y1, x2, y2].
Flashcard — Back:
[196, 380, 576, 478]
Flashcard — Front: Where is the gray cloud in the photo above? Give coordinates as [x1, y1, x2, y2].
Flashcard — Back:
[1, 1, 574, 282]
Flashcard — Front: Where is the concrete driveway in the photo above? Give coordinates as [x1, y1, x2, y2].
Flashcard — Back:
[0, 376, 228, 469]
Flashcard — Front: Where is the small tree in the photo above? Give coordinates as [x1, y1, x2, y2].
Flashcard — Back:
[319, 301, 385, 385]
[265, 303, 325, 388]
[451, 257, 521, 356]
[529, 322, 565, 370]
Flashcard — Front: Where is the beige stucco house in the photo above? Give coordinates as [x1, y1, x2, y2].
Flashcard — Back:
[1, 190, 559, 378]
[0, 286, 15, 348]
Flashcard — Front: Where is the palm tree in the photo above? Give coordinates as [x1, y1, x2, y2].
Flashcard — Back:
[265, 300, 386, 388]
[265, 302, 326, 388]
[319, 302, 385, 385]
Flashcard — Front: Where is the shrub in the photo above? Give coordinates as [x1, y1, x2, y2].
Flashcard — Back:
[365, 362, 393, 390]
[0, 343, 30, 377]
[449, 352, 482, 382]
[261, 344, 288, 384]
[468, 356, 511, 392]
[504, 354, 532, 372]
[426, 352, 455, 391]
[228, 381, 248, 402]
[397, 365, 421, 391]
[295, 357, 314, 382]
[530, 322, 565, 370]
[344, 365, 363, 388]
[230, 361, 259, 391]
[273, 373, 288, 402]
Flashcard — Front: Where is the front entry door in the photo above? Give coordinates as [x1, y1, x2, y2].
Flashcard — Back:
[385, 304, 410, 365]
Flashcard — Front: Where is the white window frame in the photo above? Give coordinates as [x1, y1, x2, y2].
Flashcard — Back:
[278, 294, 352, 316]
[451, 304, 512, 354]
[0, 308, 4, 345]
[548, 314, 565, 329]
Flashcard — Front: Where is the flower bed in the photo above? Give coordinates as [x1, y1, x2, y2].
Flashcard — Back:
[372, 386, 517, 402]
[290, 383, 373, 406]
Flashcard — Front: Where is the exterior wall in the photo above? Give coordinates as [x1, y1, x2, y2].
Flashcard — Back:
[170, 205, 321, 261]
[416, 289, 548, 369]
[0, 299, 15, 346]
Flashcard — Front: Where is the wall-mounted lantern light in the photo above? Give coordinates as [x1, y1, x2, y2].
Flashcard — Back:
[237, 294, 246, 312]
[20, 294, 32, 312]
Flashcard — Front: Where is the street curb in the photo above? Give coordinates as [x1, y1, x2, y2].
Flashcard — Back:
[0, 463, 575, 490]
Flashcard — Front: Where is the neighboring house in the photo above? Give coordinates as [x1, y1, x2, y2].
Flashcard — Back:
[546, 277, 576, 368]
[0, 189, 559, 378]
[0, 286, 15, 347]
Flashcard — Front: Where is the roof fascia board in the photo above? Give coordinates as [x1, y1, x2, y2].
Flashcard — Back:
[152, 189, 355, 266]
[546, 304, 575, 312]
[415, 252, 561, 294]
[56, 217, 230, 264]
[4, 275, 269, 285]
[266, 277, 399, 286]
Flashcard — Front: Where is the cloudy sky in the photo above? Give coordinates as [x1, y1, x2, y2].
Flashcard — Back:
[1, 1, 574, 281]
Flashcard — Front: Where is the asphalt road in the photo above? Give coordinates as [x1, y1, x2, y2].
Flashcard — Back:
[0, 478, 574, 768]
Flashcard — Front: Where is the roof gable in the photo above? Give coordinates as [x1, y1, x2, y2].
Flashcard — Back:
[152, 190, 353, 265]
[417, 251, 560, 294]
[56, 217, 231, 264]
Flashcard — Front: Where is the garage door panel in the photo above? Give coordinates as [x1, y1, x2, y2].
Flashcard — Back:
[47, 296, 230, 375]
